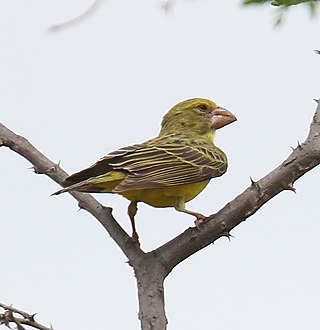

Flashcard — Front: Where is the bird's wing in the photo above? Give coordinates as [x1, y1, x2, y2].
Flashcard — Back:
[108, 143, 227, 192]
[63, 142, 227, 191]
[62, 144, 142, 186]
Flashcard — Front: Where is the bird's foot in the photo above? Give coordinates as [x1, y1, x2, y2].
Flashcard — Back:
[194, 213, 207, 229]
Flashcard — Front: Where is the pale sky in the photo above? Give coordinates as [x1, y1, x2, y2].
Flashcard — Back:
[1, 1, 320, 329]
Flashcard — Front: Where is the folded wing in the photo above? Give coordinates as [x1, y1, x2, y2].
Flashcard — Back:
[63, 142, 227, 191]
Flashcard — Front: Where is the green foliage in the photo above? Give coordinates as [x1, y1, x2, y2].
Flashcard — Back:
[272, 0, 315, 5]
[243, 0, 317, 5]
[243, 0, 319, 24]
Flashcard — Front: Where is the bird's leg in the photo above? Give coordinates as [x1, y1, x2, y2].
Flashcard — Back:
[127, 201, 140, 243]
[175, 197, 207, 227]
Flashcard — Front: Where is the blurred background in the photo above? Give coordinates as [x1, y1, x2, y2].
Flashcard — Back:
[1, 1, 319, 329]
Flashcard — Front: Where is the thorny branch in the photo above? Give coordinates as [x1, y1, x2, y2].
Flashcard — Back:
[0, 303, 53, 330]
[1, 99, 319, 329]
[156, 100, 320, 270]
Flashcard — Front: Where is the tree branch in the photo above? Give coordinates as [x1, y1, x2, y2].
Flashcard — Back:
[0, 303, 53, 330]
[155, 100, 320, 272]
[1, 100, 319, 330]
[0, 123, 144, 262]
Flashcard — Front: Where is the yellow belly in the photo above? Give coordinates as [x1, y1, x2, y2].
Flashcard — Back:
[120, 180, 210, 207]
[90, 170, 210, 208]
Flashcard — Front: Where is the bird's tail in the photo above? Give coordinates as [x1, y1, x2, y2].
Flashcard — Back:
[52, 170, 127, 196]
[51, 179, 104, 196]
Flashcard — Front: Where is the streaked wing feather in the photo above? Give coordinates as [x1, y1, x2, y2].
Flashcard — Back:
[63, 144, 145, 185]
[64, 141, 227, 191]
[110, 144, 227, 192]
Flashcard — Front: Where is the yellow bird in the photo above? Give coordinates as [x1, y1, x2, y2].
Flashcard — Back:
[53, 98, 237, 240]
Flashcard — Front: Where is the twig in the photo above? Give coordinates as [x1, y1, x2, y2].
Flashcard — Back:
[48, 0, 103, 31]
[0, 303, 53, 330]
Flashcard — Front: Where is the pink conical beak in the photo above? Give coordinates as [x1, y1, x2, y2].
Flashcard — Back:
[209, 107, 237, 129]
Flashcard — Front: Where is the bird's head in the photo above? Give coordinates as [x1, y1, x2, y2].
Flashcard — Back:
[160, 98, 237, 140]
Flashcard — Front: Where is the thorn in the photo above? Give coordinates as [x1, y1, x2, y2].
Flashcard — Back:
[28, 165, 41, 173]
[283, 182, 296, 193]
[30, 165, 44, 174]
[314, 50, 320, 55]
[290, 142, 302, 152]
[77, 202, 84, 211]
[46, 162, 61, 174]
[313, 98, 319, 103]
[296, 141, 302, 150]
[250, 176, 261, 191]
[250, 176, 256, 185]
[29, 162, 60, 175]
[221, 231, 234, 242]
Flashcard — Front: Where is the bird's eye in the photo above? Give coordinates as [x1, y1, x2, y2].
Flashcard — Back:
[198, 104, 207, 111]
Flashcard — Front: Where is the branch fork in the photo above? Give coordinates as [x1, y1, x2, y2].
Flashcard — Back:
[1, 99, 319, 329]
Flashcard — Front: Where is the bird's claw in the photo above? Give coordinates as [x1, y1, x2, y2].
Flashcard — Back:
[194, 214, 207, 230]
